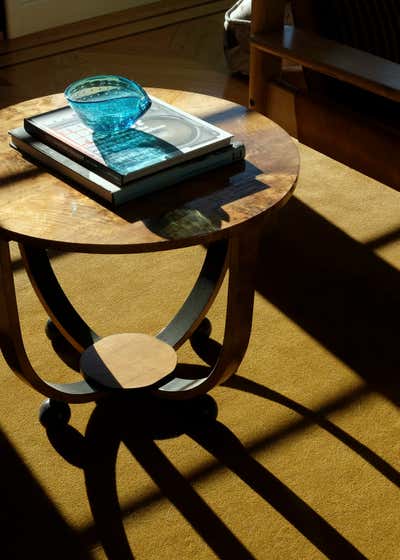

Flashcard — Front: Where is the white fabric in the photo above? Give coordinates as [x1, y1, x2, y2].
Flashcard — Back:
[224, 0, 252, 75]
[224, 0, 252, 25]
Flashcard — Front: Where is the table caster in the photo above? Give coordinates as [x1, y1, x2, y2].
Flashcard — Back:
[190, 318, 221, 366]
[191, 318, 212, 341]
[185, 394, 218, 423]
[39, 398, 71, 428]
[45, 319, 81, 371]
[45, 319, 62, 342]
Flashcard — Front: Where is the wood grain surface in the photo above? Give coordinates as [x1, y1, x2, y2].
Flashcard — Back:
[80, 333, 178, 389]
[251, 26, 400, 103]
[0, 0, 234, 68]
[0, 89, 299, 252]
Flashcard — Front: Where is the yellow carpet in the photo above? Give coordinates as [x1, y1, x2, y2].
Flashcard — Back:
[0, 142, 399, 559]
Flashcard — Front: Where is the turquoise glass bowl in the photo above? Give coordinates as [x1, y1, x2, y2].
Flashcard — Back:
[64, 75, 151, 134]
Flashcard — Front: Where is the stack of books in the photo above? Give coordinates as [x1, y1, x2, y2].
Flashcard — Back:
[9, 96, 245, 206]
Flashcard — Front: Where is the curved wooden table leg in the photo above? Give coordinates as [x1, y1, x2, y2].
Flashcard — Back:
[20, 239, 229, 355]
[77, 240, 229, 393]
[0, 241, 105, 402]
[154, 226, 261, 399]
[3, 229, 257, 402]
[157, 239, 229, 349]
[19, 243, 99, 352]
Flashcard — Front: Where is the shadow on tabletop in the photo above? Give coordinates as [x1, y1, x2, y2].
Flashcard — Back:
[0, 429, 92, 560]
[45, 388, 367, 560]
[8, 156, 252, 272]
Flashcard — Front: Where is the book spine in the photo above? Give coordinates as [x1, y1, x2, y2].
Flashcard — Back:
[24, 118, 123, 186]
[116, 142, 246, 205]
[10, 128, 245, 207]
[9, 134, 114, 203]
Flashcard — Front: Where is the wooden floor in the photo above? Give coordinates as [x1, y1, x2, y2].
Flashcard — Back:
[0, 0, 249, 110]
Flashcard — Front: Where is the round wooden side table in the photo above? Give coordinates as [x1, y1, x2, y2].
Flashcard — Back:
[0, 88, 299, 425]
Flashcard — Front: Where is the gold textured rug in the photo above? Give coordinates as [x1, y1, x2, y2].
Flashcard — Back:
[1, 142, 399, 559]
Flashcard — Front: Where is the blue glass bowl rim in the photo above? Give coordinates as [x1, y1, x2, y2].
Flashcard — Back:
[64, 75, 149, 104]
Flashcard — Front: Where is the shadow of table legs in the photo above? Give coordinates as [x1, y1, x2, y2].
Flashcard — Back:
[46, 385, 370, 560]
[47, 392, 255, 559]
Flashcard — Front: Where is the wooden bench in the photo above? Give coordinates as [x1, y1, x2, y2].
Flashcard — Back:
[249, 0, 400, 190]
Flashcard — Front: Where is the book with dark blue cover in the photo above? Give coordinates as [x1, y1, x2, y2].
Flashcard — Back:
[9, 127, 246, 207]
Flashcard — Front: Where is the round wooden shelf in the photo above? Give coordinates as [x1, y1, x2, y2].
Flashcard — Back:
[80, 333, 178, 389]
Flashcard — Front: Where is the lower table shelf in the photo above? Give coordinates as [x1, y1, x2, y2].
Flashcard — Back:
[80, 333, 178, 390]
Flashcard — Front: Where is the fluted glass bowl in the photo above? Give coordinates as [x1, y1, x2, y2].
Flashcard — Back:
[64, 75, 151, 134]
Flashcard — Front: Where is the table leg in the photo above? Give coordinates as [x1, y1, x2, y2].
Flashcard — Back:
[5, 228, 259, 404]
[20, 239, 230, 354]
[0, 240, 105, 405]
[19, 243, 99, 352]
[157, 239, 229, 349]
[155, 228, 260, 398]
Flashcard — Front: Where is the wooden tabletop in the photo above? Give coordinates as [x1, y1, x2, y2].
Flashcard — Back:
[0, 88, 299, 253]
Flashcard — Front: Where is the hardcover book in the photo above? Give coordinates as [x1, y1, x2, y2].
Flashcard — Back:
[9, 127, 245, 207]
[23, 96, 233, 186]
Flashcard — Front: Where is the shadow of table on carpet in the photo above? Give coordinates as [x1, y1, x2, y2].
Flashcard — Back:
[0, 429, 92, 559]
[35, 191, 399, 559]
[256, 196, 400, 405]
[45, 390, 368, 560]
[45, 192, 400, 407]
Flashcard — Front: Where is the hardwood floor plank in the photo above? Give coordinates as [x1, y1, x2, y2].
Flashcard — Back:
[0, 0, 233, 68]
[0, 13, 249, 110]
[0, 0, 230, 53]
